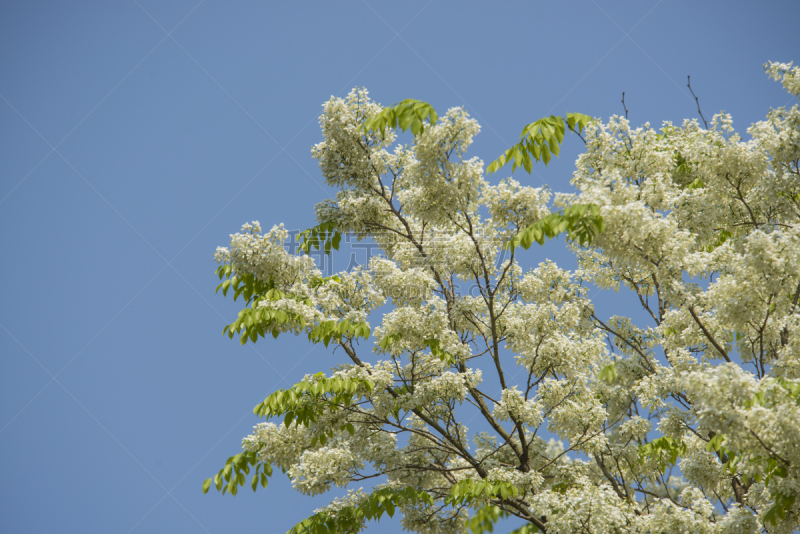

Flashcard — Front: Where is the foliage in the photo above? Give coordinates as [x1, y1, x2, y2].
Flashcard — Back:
[363, 98, 438, 138]
[380, 334, 457, 365]
[298, 221, 342, 256]
[288, 487, 434, 534]
[638, 436, 686, 474]
[216, 263, 369, 346]
[202, 450, 273, 496]
[253, 373, 373, 444]
[465, 506, 539, 534]
[487, 113, 591, 172]
[505, 203, 605, 250]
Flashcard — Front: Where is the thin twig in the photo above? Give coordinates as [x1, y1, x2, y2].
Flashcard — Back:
[687, 75, 709, 129]
[621, 91, 629, 120]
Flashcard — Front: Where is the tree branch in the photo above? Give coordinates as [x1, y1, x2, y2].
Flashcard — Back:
[688, 306, 731, 362]
[687, 75, 709, 129]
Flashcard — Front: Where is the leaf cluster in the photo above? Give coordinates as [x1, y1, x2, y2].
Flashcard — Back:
[379, 334, 457, 364]
[703, 229, 731, 253]
[704, 432, 794, 527]
[298, 222, 342, 256]
[448, 479, 521, 506]
[287, 480, 537, 534]
[217, 265, 310, 344]
[464, 504, 540, 534]
[671, 151, 699, 187]
[764, 492, 797, 527]
[597, 363, 618, 384]
[215, 264, 274, 303]
[465, 505, 506, 534]
[638, 436, 686, 474]
[744, 377, 800, 409]
[506, 203, 605, 250]
[308, 318, 371, 348]
[216, 266, 370, 346]
[288, 487, 434, 534]
[253, 373, 374, 445]
[220, 287, 309, 344]
[202, 450, 273, 497]
[487, 113, 591, 173]
[425, 338, 457, 365]
[363, 99, 438, 138]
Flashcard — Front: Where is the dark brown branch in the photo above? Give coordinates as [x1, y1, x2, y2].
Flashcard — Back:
[621, 91, 629, 120]
[594, 454, 627, 502]
[592, 314, 655, 372]
[687, 75, 709, 129]
[687, 306, 731, 362]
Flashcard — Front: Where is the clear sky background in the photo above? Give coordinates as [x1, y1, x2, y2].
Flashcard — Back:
[1, 1, 798, 533]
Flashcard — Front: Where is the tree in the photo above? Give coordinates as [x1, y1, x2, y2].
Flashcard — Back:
[205, 61, 800, 533]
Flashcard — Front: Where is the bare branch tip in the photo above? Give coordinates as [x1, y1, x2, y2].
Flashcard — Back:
[621, 91, 629, 120]
[686, 75, 709, 129]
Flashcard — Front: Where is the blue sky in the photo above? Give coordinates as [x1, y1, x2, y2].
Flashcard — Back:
[1, 1, 798, 533]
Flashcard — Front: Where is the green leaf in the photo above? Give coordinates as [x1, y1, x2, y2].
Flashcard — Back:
[379, 332, 403, 350]
[685, 178, 704, 190]
[488, 113, 591, 174]
[447, 479, 519, 507]
[298, 222, 342, 257]
[204, 452, 273, 497]
[764, 505, 778, 526]
[598, 363, 618, 384]
[639, 436, 687, 474]
[466, 506, 509, 534]
[506, 204, 604, 251]
[287, 487, 433, 534]
[363, 99, 438, 138]
[424, 338, 456, 364]
[706, 433, 724, 453]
